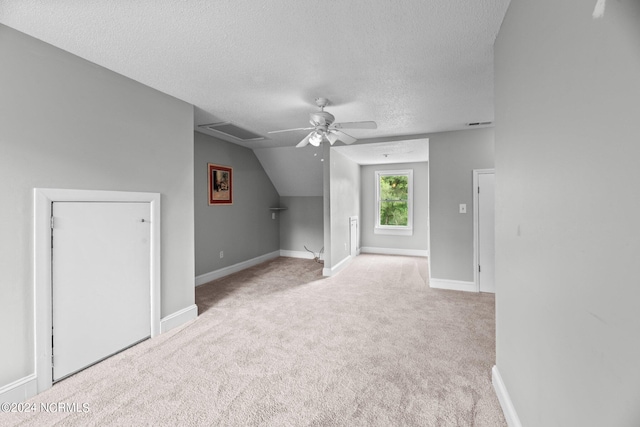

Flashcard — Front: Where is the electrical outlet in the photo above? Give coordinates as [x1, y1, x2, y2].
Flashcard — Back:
[272, 212, 276, 220]
[219, 251, 224, 259]
[344, 243, 347, 250]
[459, 204, 467, 214]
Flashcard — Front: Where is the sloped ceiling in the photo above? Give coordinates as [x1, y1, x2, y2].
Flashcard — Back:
[0, 0, 509, 196]
[253, 147, 324, 197]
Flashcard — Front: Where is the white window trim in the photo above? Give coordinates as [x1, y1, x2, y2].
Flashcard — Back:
[375, 169, 413, 236]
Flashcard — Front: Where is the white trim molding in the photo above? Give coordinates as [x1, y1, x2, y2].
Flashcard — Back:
[473, 168, 495, 293]
[323, 255, 352, 277]
[34, 188, 162, 396]
[492, 365, 523, 427]
[160, 304, 198, 334]
[429, 278, 477, 292]
[360, 247, 428, 257]
[0, 374, 38, 403]
[374, 227, 413, 236]
[195, 250, 280, 286]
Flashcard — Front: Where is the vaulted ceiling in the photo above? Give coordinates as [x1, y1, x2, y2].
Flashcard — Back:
[1, 0, 509, 195]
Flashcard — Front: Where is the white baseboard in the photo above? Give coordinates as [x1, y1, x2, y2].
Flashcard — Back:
[280, 250, 315, 260]
[160, 304, 198, 334]
[195, 250, 280, 286]
[0, 374, 37, 403]
[323, 255, 352, 277]
[429, 278, 477, 292]
[492, 365, 522, 427]
[360, 247, 429, 257]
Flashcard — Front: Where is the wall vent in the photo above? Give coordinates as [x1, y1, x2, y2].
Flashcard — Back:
[199, 122, 265, 141]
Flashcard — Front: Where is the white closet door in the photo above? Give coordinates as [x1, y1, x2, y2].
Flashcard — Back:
[52, 202, 151, 381]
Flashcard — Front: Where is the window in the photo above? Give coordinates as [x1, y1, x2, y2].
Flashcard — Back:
[375, 170, 413, 235]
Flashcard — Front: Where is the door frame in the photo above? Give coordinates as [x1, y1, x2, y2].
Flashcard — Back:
[34, 188, 161, 394]
[349, 216, 359, 257]
[472, 169, 495, 292]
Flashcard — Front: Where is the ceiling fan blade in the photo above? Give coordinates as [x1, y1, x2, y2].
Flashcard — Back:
[268, 127, 314, 134]
[330, 130, 357, 145]
[296, 132, 314, 148]
[326, 132, 339, 145]
[331, 121, 377, 130]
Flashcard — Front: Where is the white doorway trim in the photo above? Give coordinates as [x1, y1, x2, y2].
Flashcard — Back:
[349, 216, 359, 257]
[473, 169, 495, 292]
[33, 188, 161, 394]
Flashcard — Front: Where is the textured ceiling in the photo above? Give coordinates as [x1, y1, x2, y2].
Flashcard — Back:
[333, 139, 429, 166]
[0, 0, 510, 150]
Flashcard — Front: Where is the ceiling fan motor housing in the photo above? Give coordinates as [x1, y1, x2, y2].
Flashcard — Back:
[310, 111, 335, 127]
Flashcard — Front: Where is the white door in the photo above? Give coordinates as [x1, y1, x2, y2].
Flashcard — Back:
[478, 173, 495, 293]
[52, 202, 151, 381]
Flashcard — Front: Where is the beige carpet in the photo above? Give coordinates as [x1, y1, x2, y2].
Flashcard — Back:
[3, 255, 506, 426]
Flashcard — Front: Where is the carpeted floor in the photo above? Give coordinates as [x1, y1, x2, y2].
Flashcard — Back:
[2, 255, 506, 426]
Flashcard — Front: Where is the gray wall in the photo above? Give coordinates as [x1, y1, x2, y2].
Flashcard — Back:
[495, 1, 640, 426]
[360, 162, 429, 251]
[429, 128, 494, 282]
[194, 132, 280, 277]
[279, 196, 324, 254]
[0, 25, 194, 387]
[328, 148, 360, 268]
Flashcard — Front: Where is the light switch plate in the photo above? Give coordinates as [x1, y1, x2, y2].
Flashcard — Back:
[459, 204, 467, 214]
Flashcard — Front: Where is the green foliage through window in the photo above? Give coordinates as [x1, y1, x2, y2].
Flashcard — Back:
[379, 175, 409, 226]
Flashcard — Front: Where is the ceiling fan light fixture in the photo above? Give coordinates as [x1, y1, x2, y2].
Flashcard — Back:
[309, 131, 323, 146]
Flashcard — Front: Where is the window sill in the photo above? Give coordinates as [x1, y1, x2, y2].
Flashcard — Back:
[374, 227, 413, 236]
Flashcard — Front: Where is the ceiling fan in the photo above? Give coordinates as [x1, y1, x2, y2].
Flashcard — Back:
[268, 98, 377, 147]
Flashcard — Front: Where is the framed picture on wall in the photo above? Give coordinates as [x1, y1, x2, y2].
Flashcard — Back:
[208, 163, 233, 205]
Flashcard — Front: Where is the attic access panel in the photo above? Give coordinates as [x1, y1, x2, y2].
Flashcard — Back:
[200, 122, 265, 141]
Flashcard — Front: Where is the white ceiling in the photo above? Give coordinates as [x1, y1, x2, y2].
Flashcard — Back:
[333, 138, 429, 166]
[0, 0, 510, 151]
[1, 1, 508, 196]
